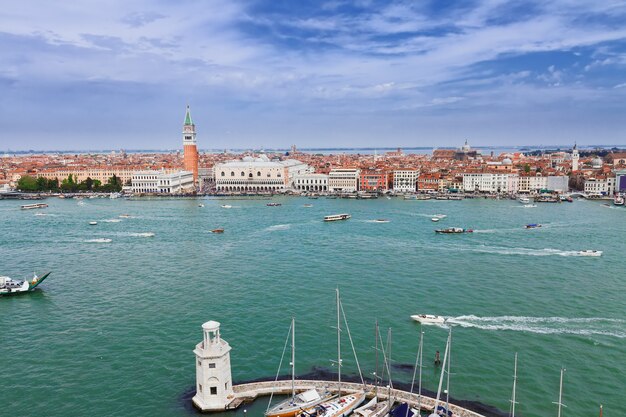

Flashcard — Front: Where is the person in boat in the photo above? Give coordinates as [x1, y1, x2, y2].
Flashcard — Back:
[434, 350, 441, 366]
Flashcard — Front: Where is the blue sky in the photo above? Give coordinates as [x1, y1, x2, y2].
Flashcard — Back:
[1, 0, 626, 150]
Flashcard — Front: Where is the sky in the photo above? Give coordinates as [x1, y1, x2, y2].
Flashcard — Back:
[1, 0, 626, 151]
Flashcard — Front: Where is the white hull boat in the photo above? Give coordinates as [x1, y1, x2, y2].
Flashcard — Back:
[518, 197, 530, 204]
[221, 204, 232, 209]
[1, 272, 51, 296]
[578, 250, 602, 257]
[297, 393, 366, 417]
[411, 314, 446, 325]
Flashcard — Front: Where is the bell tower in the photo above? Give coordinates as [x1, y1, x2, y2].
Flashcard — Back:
[572, 142, 579, 172]
[183, 105, 199, 183]
[192, 321, 234, 411]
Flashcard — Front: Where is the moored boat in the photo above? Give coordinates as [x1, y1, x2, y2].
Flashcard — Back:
[411, 314, 446, 325]
[324, 214, 351, 222]
[614, 196, 624, 206]
[518, 197, 530, 204]
[0, 272, 51, 296]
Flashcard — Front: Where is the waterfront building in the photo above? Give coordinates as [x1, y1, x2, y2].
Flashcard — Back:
[198, 167, 215, 193]
[214, 155, 287, 192]
[615, 169, 626, 193]
[417, 172, 440, 192]
[192, 321, 234, 411]
[131, 170, 194, 194]
[281, 159, 314, 188]
[359, 169, 388, 191]
[393, 169, 417, 192]
[293, 173, 328, 191]
[462, 172, 518, 193]
[183, 105, 199, 184]
[328, 168, 360, 192]
[38, 167, 136, 185]
[583, 174, 615, 196]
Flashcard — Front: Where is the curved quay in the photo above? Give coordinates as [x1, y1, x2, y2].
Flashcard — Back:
[222, 380, 487, 417]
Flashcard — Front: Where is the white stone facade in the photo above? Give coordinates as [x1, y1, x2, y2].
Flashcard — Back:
[215, 155, 287, 192]
[584, 176, 615, 195]
[328, 168, 360, 192]
[193, 321, 234, 411]
[393, 170, 417, 192]
[131, 170, 194, 194]
[294, 173, 328, 191]
[462, 172, 518, 193]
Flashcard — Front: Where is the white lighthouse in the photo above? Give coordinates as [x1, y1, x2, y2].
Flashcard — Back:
[192, 321, 234, 411]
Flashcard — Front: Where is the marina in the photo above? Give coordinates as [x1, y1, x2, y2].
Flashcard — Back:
[1, 197, 624, 417]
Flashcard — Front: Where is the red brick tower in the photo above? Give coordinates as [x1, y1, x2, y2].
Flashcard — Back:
[183, 105, 199, 183]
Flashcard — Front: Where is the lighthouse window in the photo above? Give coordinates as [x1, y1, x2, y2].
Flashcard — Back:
[209, 363, 216, 368]
[210, 387, 217, 395]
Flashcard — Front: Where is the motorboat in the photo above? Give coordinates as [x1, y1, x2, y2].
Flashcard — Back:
[578, 250, 602, 257]
[303, 204, 313, 208]
[324, 214, 351, 222]
[614, 196, 625, 206]
[403, 194, 417, 200]
[411, 314, 446, 325]
[448, 195, 463, 200]
[221, 204, 232, 209]
[1, 272, 51, 296]
[198, 204, 204, 207]
[21, 203, 48, 210]
[89, 221, 98, 225]
[435, 227, 472, 234]
[267, 202, 282, 206]
[431, 217, 440, 222]
[373, 219, 389, 223]
[119, 214, 131, 218]
[518, 197, 530, 204]
[525, 223, 541, 229]
[211, 228, 224, 234]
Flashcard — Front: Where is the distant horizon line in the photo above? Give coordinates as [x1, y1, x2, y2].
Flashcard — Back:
[3, 144, 624, 154]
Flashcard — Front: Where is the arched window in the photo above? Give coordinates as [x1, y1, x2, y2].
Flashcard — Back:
[249, 173, 253, 178]
[241, 171, 245, 177]
[277, 173, 282, 177]
[267, 173, 271, 177]
[221, 172, 225, 177]
[230, 171, 235, 176]
[257, 171, 261, 177]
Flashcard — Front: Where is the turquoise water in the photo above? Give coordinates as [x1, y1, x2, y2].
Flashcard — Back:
[1, 197, 624, 417]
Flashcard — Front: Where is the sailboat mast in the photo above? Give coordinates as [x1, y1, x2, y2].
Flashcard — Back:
[433, 331, 450, 411]
[557, 368, 566, 417]
[445, 328, 452, 415]
[510, 352, 518, 417]
[291, 317, 295, 400]
[418, 331, 423, 415]
[387, 328, 393, 407]
[336, 288, 341, 397]
[375, 320, 379, 396]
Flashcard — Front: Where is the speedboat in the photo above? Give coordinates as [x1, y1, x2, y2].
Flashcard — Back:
[518, 197, 530, 204]
[525, 223, 541, 229]
[324, 214, 351, 222]
[221, 205, 232, 209]
[296, 392, 366, 417]
[435, 227, 472, 234]
[198, 204, 204, 207]
[578, 250, 602, 257]
[267, 202, 282, 206]
[1, 272, 51, 296]
[411, 314, 446, 325]
[211, 228, 224, 234]
[614, 196, 625, 206]
[266, 389, 332, 417]
[373, 219, 389, 223]
[89, 221, 98, 225]
[431, 217, 440, 222]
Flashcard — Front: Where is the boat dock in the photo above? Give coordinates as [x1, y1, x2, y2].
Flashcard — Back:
[226, 379, 487, 417]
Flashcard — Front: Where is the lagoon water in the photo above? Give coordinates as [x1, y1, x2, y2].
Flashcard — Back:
[1, 197, 624, 417]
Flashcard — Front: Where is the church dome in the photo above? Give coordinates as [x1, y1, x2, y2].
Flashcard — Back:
[502, 158, 512, 165]
[242, 156, 254, 162]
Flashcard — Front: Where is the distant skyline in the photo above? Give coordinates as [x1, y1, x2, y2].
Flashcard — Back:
[1, 1, 626, 150]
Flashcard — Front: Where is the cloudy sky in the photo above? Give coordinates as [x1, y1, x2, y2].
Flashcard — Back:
[1, 0, 626, 150]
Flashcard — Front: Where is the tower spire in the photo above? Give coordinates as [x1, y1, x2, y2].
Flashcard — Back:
[184, 105, 194, 126]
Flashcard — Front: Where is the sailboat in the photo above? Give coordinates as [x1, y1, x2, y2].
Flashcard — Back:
[508, 353, 519, 417]
[266, 318, 331, 417]
[552, 368, 567, 417]
[429, 329, 453, 417]
[296, 289, 366, 417]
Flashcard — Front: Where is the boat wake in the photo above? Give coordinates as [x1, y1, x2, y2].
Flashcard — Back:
[446, 315, 626, 338]
[85, 238, 112, 243]
[129, 232, 155, 237]
[265, 224, 291, 231]
[102, 219, 122, 223]
[446, 244, 596, 257]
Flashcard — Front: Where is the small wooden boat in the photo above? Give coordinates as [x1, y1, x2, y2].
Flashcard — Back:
[411, 314, 446, 325]
[211, 228, 224, 234]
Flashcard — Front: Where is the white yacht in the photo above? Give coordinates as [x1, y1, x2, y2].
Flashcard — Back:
[221, 204, 232, 209]
[577, 250, 602, 257]
[411, 314, 446, 325]
[518, 197, 530, 204]
[323, 214, 351, 222]
[1, 272, 51, 296]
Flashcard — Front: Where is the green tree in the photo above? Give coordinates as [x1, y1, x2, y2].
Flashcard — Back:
[61, 174, 78, 192]
[524, 164, 531, 173]
[17, 175, 38, 191]
[106, 175, 122, 192]
[47, 178, 59, 191]
[36, 176, 47, 191]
